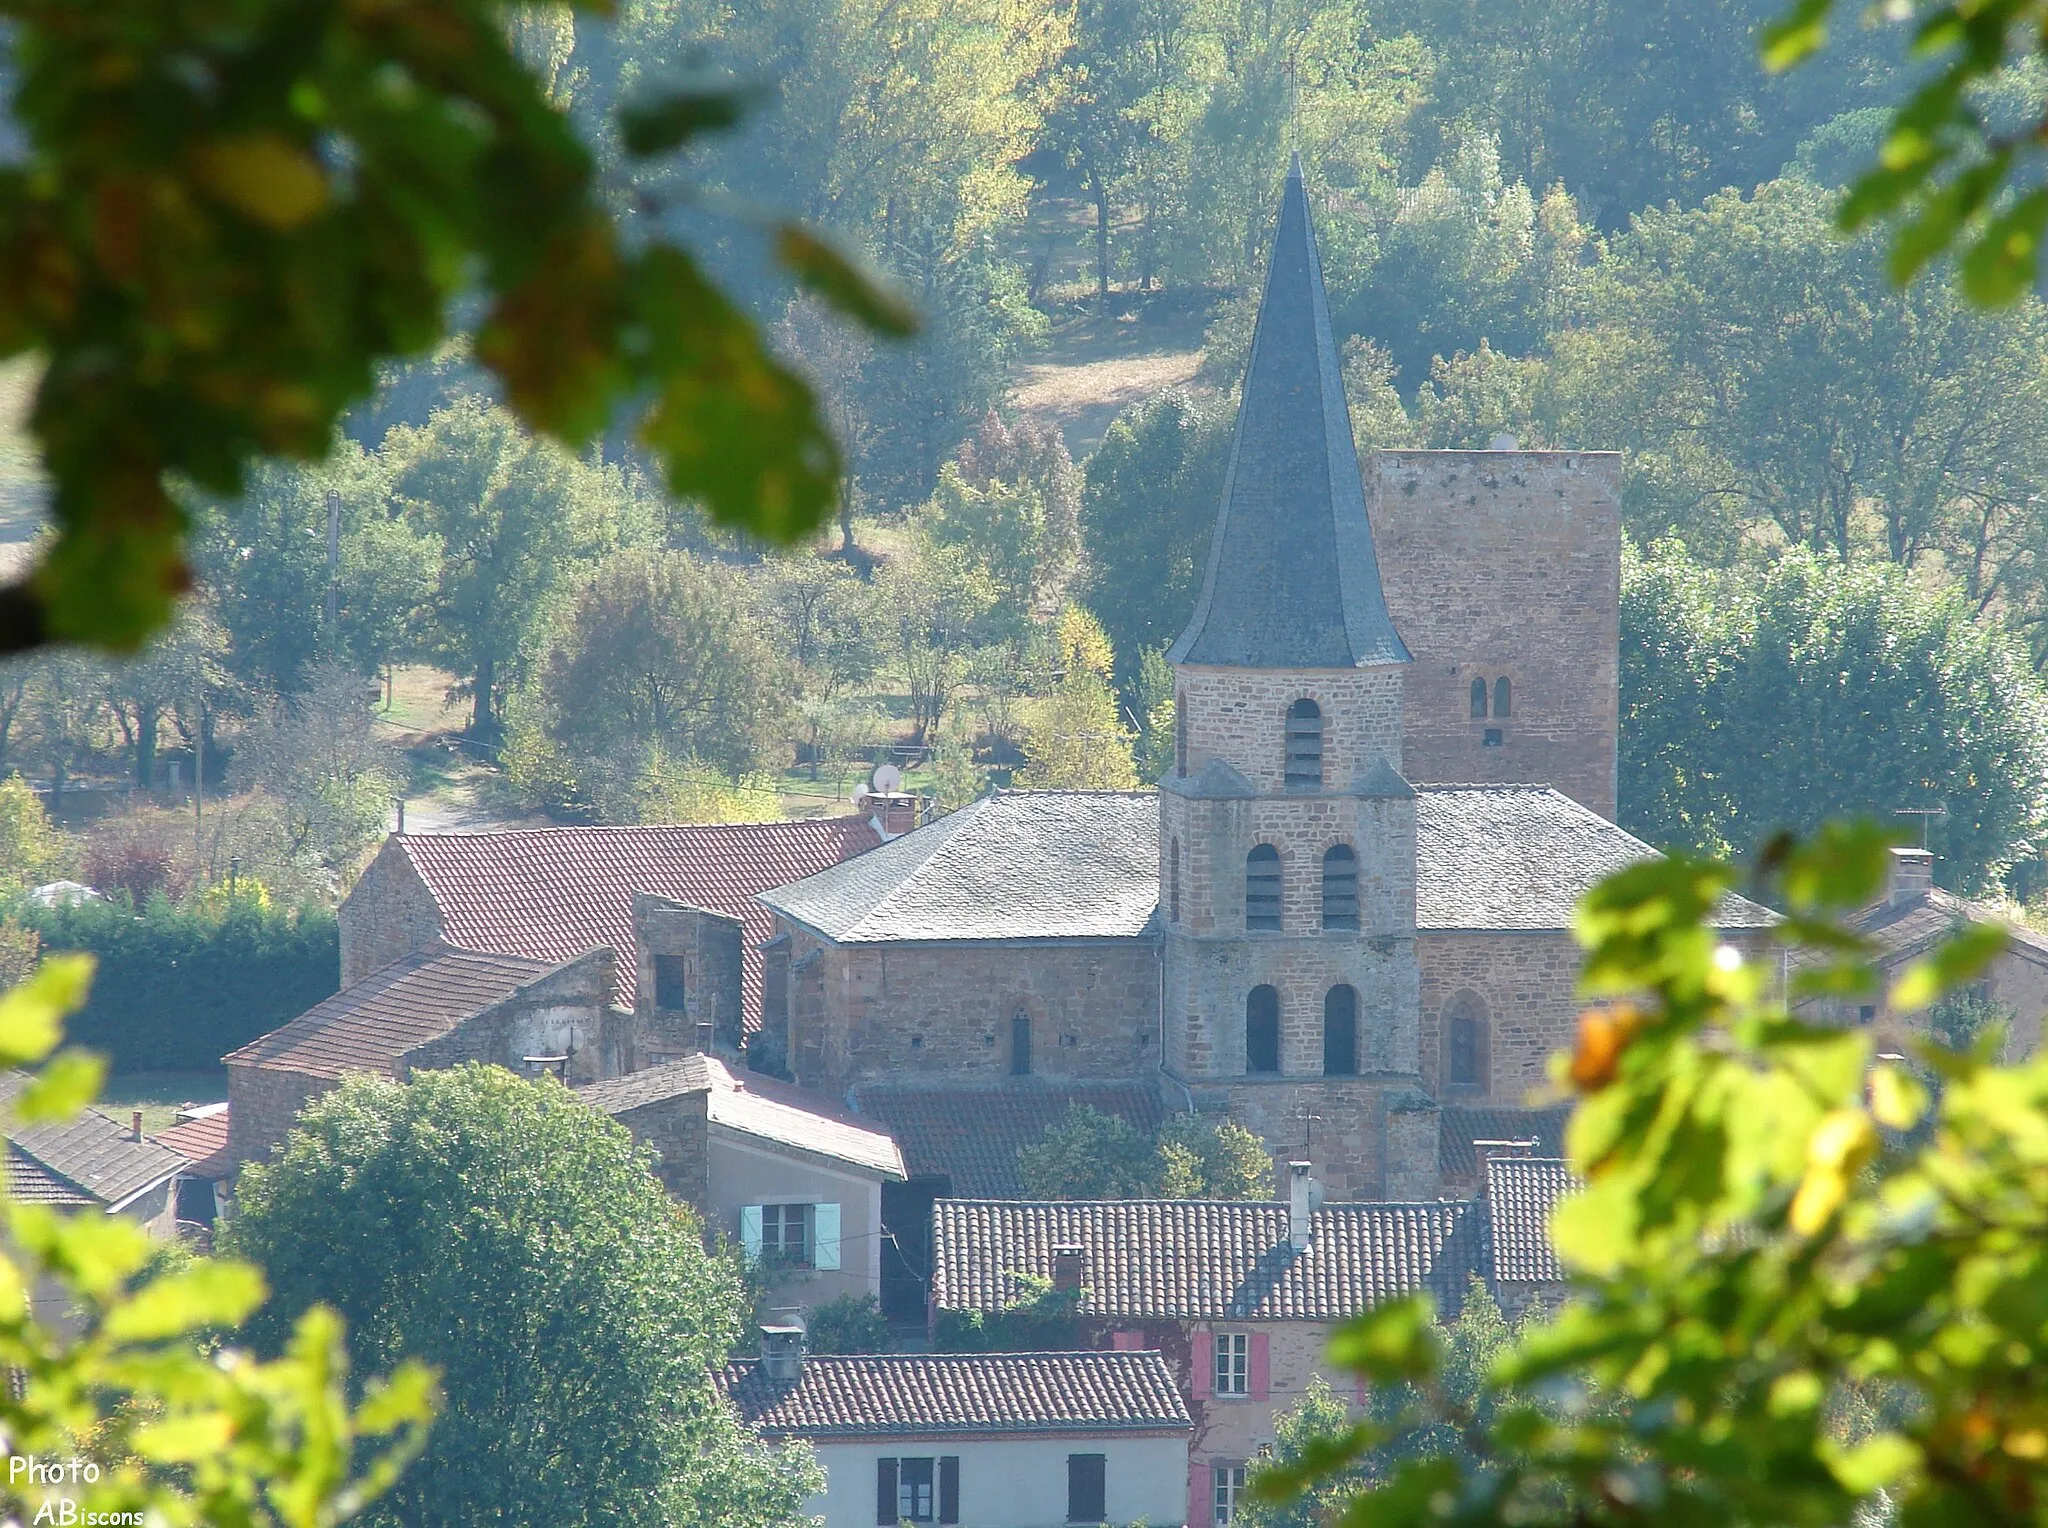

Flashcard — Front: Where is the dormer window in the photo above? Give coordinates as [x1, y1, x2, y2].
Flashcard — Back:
[1245, 845, 1282, 931]
[1283, 699, 1323, 788]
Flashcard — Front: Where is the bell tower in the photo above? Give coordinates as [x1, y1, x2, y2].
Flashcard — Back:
[1158, 158, 1437, 1200]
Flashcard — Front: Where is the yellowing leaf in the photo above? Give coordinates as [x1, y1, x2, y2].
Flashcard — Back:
[1790, 1163, 1849, 1236]
[1869, 1064, 1927, 1130]
[193, 134, 331, 231]
[103, 1259, 266, 1343]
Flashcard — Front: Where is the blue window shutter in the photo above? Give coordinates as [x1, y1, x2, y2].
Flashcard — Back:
[813, 1203, 842, 1270]
[740, 1205, 763, 1261]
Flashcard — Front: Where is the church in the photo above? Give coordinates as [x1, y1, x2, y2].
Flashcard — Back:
[750, 159, 1773, 1211]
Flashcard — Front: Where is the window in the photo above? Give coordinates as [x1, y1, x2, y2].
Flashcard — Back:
[1215, 1332, 1250, 1395]
[652, 952, 686, 1011]
[1067, 1454, 1107, 1523]
[1213, 1464, 1248, 1525]
[1482, 727, 1503, 747]
[740, 1203, 841, 1270]
[1245, 988, 1280, 1075]
[1011, 1009, 1032, 1075]
[877, 1457, 958, 1525]
[1324, 985, 1358, 1077]
[1245, 844, 1281, 931]
[1321, 844, 1358, 931]
[1284, 699, 1323, 788]
[1176, 694, 1188, 776]
[1470, 677, 1488, 719]
[1858, 1004, 1877, 1026]
[1445, 991, 1488, 1090]
[1170, 836, 1181, 924]
[1494, 675, 1512, 718]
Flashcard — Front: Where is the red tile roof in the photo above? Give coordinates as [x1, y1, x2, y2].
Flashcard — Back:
[155, 1113, 233, 1179]
[1483, 1156, 1577, 1285]
[717, 1351, 1191, 1438]
[851, 1081, 1167, 1196]
[386, 818, 881, 1024]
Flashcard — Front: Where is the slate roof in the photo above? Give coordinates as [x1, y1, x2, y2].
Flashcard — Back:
[760, 793, 1158, 944]
[1484, 1156, 1578, 1286]
[1851, 887, 2048, 964]
[578, 1056, 905, 1179]
[368, 817, 880, 1023]
[932, 1198, 1478, 1320]
[0, 1076, 187, 1211]
[718, 1351, 1190, 1438]
[1414, 786, 1777, 931]
[222, 944, 555, 1079]
[1169, 157, 1408, 671]
[1440, 1104, 1571, 1181]
[155, 1112, 233, 1180]
[766, 786, 1772, 944]
[850, 1081, 1168, 1196]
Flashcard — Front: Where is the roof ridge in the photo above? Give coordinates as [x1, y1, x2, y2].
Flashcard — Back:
[400, 816, 865, 844]
[836, 797, 990, 941]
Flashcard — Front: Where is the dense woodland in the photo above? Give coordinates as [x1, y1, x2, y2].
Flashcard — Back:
[0, 0, 2043, 937]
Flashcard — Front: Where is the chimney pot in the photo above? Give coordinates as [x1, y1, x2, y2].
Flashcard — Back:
[1887, 847, 1934, 906]
[1052, 1244, 1086, 1292]
[1287, 1161, 1313, 1250]
[131, 1110, 143, 1143]
[758, 1323, 805, 1383]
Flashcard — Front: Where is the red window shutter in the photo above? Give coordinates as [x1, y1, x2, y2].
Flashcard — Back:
[1250, 1332, 1270, 1400]
[1111, 1329, 1143, 1351]
[1190, 1324, 1213, 1398]
[1188, 1461, 1210, 1527]
[1354, 1372, 1371, 1409]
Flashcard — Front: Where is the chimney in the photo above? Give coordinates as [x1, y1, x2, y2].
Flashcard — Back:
[1052, 1244, 1087, 1292]
[1288, 1161, 1313, 1250]
[130, 1110, 143, 1143]
[758, 1323, 805, 1384]
[1888, 847, 1934, 907]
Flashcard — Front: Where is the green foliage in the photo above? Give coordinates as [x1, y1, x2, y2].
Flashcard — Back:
[23, 895, 337, 1073]
[1133, 647, 1178, 784]
[1620, 541, 2048, 894]
[1252, 820, 2048, 1528]
[0, 1, 902, 661]
[1016, 606, 1139, 791]
[225, 1064, 821, 1528]
[933, 1272, 1088, 1353]
[803, 1293, 892, 1355]
[237, 664, 405, 878]
[0, 957, 435, 1528]
[1017, 1104, 1276, 1200]
[0, 772, 66, 886]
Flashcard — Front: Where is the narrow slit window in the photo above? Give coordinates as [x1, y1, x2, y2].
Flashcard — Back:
[1245, 845, 1282, 931]
[1284, 698, 1323, 788]
[1494, 676, 1512, 718]
[1169, 836, 1181, 924]
[1011, 1009, 1032, 1075]
[1323, 985, 1359, 1076]
[1470, 677, 1488, 719]
[1245, 987, 1280, 1074]
[1321, 844, 1358, 931]
[1445, 991, 1488, 1090]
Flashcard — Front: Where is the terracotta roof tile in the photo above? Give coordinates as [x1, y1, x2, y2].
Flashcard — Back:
[223, 944, 554, 1078]
[850, 1082, 1167, 1196]
[1484, 1156, 1577, 1285]
[383, 818, 879, 1023]
[155, 1113, 233, 1179]
[717, 1351, 1190, 1437]
[933, 1198, 1479, 1321]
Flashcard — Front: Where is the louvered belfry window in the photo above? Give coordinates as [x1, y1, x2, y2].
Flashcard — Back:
[1284, 698, 1323, 787]
[1322, 844, 1358, 930]
[1245, 845, 1282, 931]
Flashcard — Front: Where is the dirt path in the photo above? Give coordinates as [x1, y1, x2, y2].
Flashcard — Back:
[1007, 313, 1212, 458]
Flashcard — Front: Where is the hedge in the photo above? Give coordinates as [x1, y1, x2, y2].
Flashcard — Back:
[23, 897, 340, 1073]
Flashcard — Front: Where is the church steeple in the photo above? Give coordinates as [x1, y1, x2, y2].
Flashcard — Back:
[1168, 157, 1409, 670]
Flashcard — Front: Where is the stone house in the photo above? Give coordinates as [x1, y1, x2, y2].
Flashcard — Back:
[154, 1103, 232, 1225]
[340, 817, 878, 1066]
[2, 1077, 186, 1242]
[1802, 847, 2048, 1055]
[929, 1171, 1480, 1528]
[717, 1346, 1191, 1528]
[576, 1055, 905, 1312]
[222, 941, 614, 1168]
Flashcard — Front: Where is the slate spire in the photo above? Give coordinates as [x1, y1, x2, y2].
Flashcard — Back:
[1167, 156, 1410, 670]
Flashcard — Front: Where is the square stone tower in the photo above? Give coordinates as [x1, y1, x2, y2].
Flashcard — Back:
[1159, 158, 1437, 1202]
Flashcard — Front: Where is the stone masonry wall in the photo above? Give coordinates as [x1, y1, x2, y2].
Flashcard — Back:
[629, 896, 745, 1064]
[405, 948, 614, 1083]
[785, 931, 1162, 1095]
[1416, 931, 1584, 1106]
[1174, 665, 1405, 791]
[1369, 451, 1621, 820]
[337, 843, 443, 986]
[609, 1090, 712, 1215]
[226, 1064, 340, 1170]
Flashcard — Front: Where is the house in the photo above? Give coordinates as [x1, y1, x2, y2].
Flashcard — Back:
[930, 1167, 1480, 1527]
[223, 942, 614, 1168]
[155, 1102, 232, 1225]
[340, 817, 879, 1064]
[717, 1341, 1191, 1528]
[1803, 847, 2048, 1054]
[2, 1076, 186, 1238]
[1478, 1153, 1577, 1316]
[575, 1055, 905, 1311]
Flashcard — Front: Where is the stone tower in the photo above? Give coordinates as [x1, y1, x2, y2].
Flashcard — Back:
[1158, 159, 1436, 1201]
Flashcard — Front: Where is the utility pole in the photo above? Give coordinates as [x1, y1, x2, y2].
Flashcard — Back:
[324, 488, 342, 642]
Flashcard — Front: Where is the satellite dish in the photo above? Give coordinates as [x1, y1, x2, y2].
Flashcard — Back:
[872, 763, 903, 793]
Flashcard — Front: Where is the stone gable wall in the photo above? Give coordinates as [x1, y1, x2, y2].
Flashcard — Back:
[608, 1089, 712, 1213]
[1369, 451, 1621, 820]
[337, 844, 444, 986]
[629, 896, 744, 1064]
[1415, 931, 1584, 1106]
[1174, 665, 1404, 792]
[226, 1064, 342, 1171]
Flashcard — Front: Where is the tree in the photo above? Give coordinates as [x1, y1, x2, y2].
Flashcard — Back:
[882, 542, 1002, 746]
[1016, 1104, 1274, 1199]
[1620, 542, 2048, 893]
[1251, 823, 2048, 1528]
[803, 1293, 892, 1355]
[1078, 391, 1231, 687]
[518, 549, 794, 821]
[0, 958, 435, 1528]
[0, 0, 903, 660]
[1016, 605, 1139, 791]
[224, 1064, 821, 1528]
[0, 772, 66, 886]
[101, 602, 233, 792]
[236, 663, 405, 878]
